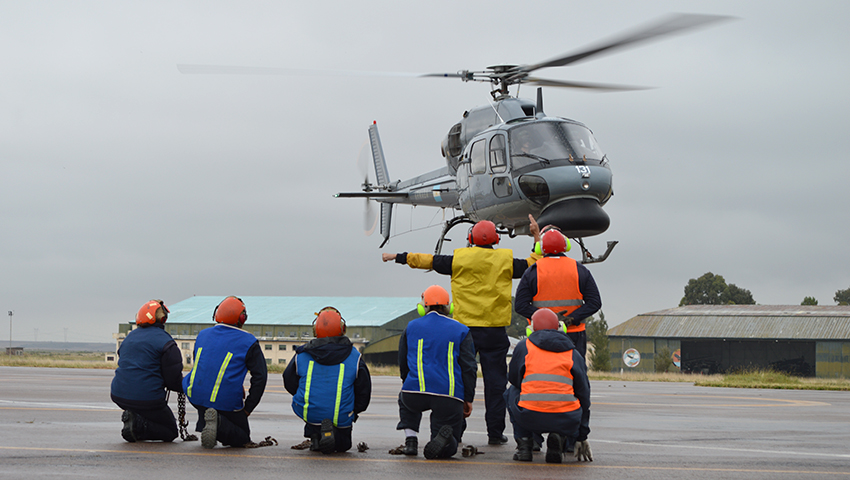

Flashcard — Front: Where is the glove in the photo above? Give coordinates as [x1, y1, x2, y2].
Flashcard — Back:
[574, 440, 592, 462]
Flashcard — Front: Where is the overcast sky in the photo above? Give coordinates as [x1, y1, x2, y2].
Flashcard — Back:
[2, 1, 849, 344]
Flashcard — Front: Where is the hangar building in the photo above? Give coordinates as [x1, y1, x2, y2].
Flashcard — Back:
[114, 296, 419, 367]
[608, 305, 850, 378]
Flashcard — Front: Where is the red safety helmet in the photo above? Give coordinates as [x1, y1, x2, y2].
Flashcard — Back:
[136, 299, 169, 326]
[468, 220, 500, 246]
[531, 308, 559, 332]
[213, 296, 247, 326]
[541, 230, 569, 255]
[313, 306, 346, 338]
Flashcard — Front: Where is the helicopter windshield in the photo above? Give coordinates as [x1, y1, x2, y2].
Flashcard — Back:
[509, 122, 604, 170]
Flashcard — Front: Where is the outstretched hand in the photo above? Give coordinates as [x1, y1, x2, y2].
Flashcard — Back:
[528, 214, 541, 243]
[382, 253, 397, 262]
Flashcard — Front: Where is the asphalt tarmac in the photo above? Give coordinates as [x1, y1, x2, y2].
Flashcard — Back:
[1, 366, 848, 479]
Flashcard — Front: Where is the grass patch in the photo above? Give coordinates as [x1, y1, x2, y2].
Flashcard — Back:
[0, 351, 114, 370]
[694, 369, 850, 391]
[588, 368, 850, 391]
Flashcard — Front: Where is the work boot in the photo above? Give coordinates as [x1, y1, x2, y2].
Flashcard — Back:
[121, 410, 137, 443]
[488, 434, 508, 445]
[309, 434, 321, 452]
[318, 418, 335, 454]
[513, 437, 533, 462]
[423, 425, 453, 459]
[545, 433, 565, 464]
[201, 409, 218, 449]
[403, 436, 418, 456]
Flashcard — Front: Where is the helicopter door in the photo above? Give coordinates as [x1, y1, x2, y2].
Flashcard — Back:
[466, 138, 487, 212]
[489, 134, 512, 198]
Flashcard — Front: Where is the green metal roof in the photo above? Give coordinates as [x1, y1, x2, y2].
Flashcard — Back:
[608, 305, 850, 340]
[164, 296, 420, 327]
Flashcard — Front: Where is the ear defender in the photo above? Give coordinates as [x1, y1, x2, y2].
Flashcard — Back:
[417, 302, 455, 316]
[534, 241, 542, 255]
[565, 237, 572, 252]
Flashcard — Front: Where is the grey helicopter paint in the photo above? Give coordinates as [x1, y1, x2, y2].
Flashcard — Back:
[335, 13, 732, 263]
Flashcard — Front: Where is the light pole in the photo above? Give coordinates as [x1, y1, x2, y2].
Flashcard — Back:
[7, 311, 12, 357]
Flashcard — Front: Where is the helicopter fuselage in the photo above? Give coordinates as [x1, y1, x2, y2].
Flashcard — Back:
[448, 98, 613, 238]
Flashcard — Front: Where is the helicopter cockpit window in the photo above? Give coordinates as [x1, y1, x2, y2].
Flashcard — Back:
[559, 123, 604, 161]
[509, 122, 605, 171]
[489, 135, 507, 173]
[470, 139, 486, 175]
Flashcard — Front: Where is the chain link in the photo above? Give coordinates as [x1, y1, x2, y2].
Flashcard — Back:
[177, 393, 198, 441]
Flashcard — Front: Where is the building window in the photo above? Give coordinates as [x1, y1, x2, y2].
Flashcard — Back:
[181, 342, 189, 349]
[265, 358, 272, 365]
[278, 359, 286, 364]
[279, 345, 286, 351]
[264, 344, 272, 351]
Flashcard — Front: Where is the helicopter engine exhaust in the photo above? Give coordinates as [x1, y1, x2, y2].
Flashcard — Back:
[536, 198, 610, 238]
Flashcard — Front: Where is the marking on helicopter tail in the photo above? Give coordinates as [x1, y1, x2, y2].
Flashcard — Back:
[432, 186, 442, 202]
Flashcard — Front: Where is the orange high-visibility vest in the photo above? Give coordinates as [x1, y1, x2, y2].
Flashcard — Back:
[531, 256, 586, 332]
[518, 341, 580, 413]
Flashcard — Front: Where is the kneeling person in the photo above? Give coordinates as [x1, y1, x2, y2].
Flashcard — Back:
[111, 300, 183, 442]
[506, 309, 592, 463]
[183, 296, 267, 448]
[397, 285, 476, 459]
[284, 307, 371, 453]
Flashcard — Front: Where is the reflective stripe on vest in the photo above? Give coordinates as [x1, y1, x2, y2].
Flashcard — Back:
[333, 363, 345, 426]
[417, 338, 425, 392]
[302, 361, 314, 421]
[531, 256, 585, 333]
[447, 341, 455, 397]
[518, 341, 580, 413]
[186, 347, 203, 397]
[210, 352, 233, 403]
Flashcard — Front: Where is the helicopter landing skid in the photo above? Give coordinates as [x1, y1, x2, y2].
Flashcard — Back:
[575, 238, 618, 264]
[434, 216, 476, 255]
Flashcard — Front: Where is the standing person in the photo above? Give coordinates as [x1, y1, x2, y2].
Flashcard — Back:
[514, 228, 602, 359]
[383, 215, 541, 445]
[283, 307, 372, 454]
[183, 296, 267, 449]
[506, 309, 591, 464]
[111, 300, 183, 442]
[397, 285, 477, 459]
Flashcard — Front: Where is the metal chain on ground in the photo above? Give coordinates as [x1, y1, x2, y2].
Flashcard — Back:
[244, 436, 278, 448]
[177, 393, 198, 441]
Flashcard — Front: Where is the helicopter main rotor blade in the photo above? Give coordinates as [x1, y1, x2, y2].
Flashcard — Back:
[177, 64, 419, 78]
[524, 76, 650, 92]
[523, 13, 733, 73]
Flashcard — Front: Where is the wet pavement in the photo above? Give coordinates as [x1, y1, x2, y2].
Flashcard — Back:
[1, 366, 848, 479]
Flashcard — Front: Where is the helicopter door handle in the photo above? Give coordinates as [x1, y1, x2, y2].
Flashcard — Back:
[575, 166, 591, 178]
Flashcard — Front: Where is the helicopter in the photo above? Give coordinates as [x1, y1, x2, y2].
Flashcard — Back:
[334, 13, 730, 263]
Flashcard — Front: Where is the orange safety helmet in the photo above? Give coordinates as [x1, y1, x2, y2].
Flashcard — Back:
[213, 296, 247, 326]
[313, 306, 346, 338]
[468, 220, 500, 246]
[531, 308, 559, 332]
[136, 299, 169, 326]
[418, 285, 453, 316]
[540, 229, 570, 255]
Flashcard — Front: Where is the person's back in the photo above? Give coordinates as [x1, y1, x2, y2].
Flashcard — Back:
[284, 307, 371, 454]
[507, 309, 592, 463]
[110, 300, 182, 443]
[183, 296, 267, 449]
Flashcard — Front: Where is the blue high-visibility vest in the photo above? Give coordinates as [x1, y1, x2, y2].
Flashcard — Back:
[292, 347, 361, 427]
[183, 324, 257, 411]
